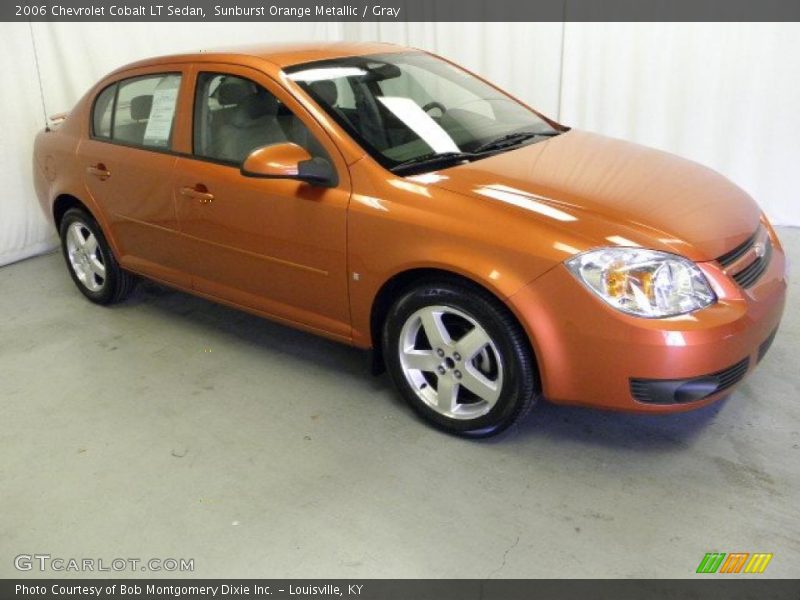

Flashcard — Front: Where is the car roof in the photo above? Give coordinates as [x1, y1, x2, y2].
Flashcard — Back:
[111, 41, 410, 74]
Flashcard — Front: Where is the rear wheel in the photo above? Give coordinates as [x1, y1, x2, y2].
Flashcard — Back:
[383, 280, 538, 437]
[59, 208, 135, 304]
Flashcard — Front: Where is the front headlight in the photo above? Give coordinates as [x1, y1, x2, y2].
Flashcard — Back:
[565, 248, 716, 318]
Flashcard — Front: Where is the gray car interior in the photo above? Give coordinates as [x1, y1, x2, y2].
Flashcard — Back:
[200, 77, 327, 164]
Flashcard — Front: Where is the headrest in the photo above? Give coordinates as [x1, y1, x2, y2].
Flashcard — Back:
[130, 95, 152, 121]
[231, 91, 279, 127]
[217, 81, 252, 106]
[309, 80, 338, 106]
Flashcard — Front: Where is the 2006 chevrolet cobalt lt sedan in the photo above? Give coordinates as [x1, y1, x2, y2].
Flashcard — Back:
[33, 42, 787, 436]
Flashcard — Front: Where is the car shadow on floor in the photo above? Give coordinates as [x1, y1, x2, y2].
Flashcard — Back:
[495, 397, 727, 451]
[122, 278, 726, 450]
[124, 279, 385, 382]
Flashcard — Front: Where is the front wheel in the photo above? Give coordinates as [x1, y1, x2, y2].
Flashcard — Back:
[383, 281, 538, 437]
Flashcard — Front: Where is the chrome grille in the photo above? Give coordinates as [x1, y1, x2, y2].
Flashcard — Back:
[716, 226, 772, 289]
[717, 229, 759, 267]
[733, 239, 772, 288]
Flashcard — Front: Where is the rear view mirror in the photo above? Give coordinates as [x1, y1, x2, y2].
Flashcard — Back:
[360, 63, 402, 83]
[241, 143, 336, 187]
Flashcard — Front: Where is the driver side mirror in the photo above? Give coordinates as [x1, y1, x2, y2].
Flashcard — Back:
[241, 143, 337, 188]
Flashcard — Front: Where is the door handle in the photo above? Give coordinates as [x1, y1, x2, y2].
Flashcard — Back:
[180, 185, 215, 204]
[87, 163, 111, 180]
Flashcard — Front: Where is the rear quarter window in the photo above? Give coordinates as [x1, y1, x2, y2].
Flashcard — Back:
[92, 84, 116, 139]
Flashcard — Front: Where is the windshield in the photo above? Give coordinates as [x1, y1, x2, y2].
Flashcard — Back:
[285, 51, 560, 174]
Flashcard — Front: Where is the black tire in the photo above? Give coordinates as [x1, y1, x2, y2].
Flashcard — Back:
[59, 207, 136, 305]
[383, 279, 539, 437]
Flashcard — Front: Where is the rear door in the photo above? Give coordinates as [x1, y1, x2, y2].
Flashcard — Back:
[79, 64, 192, 287]
[172, 63, 352, 340]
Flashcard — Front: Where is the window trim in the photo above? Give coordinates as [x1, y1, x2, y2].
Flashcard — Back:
[88, 71, 182, 152]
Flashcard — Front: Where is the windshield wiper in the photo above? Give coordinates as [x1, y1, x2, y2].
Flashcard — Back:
[473, 130, 561, 154]
[390, 151, 477, 174]
[389, 130, 563, 174]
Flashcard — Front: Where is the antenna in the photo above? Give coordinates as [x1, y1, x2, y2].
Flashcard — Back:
[28, 21, 49, 130]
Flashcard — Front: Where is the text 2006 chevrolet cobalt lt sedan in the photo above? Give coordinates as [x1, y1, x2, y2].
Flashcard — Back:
[33, 42, 787, 436]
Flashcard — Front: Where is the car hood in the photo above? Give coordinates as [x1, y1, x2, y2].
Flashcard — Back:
[429, 130, 761, 261]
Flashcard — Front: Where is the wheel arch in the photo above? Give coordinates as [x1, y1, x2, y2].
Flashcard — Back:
[52, 193, 121, 260]
[53, 193, 92, 230]
[368, 267, 541, 393]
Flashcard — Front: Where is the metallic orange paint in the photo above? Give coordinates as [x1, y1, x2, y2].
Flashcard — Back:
[241, 143, 312, 178]
[33, 42, 788, 412]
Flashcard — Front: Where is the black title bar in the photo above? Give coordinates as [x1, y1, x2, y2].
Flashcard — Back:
[4, 579, 800, 600]
[5, 0, 800, 22]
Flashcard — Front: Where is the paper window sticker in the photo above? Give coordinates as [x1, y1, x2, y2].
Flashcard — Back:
[143, 75, 181, 147]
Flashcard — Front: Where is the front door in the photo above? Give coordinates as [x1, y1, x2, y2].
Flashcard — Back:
[173, 65, 352, 340]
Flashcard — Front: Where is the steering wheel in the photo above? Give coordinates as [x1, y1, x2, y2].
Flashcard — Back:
[422, 101, 447, 117]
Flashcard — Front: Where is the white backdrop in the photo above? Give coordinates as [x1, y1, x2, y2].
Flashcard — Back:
[2, 21, 798, 266]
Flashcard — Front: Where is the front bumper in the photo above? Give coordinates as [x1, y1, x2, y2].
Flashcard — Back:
[509, 229, 788, 413]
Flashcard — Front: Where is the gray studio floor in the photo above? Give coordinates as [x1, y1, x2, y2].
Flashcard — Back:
[2, 228, 798, 579]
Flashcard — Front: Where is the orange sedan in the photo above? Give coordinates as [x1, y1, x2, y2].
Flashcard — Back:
[33, 42, 787, 436]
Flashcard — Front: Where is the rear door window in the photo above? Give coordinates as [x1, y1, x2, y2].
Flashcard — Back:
[91, 73, 182, 150]
[113, 74, 181, 149]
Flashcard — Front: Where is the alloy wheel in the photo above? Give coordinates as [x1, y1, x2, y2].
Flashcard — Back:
[397, 305, 504, 420]
[65, 221, 106, 292]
